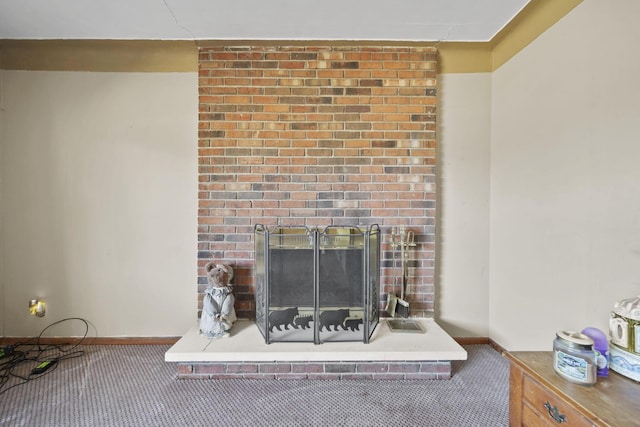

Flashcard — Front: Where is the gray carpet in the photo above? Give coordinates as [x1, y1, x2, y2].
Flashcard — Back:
[0, 344, 509, 427]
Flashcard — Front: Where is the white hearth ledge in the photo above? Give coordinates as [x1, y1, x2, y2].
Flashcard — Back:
[165, 318, 467, 363]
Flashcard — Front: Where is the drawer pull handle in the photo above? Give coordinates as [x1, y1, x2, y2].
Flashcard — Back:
[544, 402, 567, 424]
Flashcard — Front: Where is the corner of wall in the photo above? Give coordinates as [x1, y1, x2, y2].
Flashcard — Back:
[490, 0, 583, 71]
[434, 0, 583, 75]
[0, 63, 5, 337]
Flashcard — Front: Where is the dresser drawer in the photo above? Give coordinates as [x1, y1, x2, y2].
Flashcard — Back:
[522, 404, 562, 427]
[522, 374, 594, 426]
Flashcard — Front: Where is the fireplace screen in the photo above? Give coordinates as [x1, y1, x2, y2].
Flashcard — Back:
[254, 224, 380, 344]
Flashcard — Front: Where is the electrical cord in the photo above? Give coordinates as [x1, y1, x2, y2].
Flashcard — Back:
[0, 317, 90, 396]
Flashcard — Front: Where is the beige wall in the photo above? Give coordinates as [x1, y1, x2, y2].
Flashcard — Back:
[0, 71, 198, 336]
[490, 0, 640, 349]
[437, 73, 491, 337]
[0, 73, 4, 336]
[0, 67, 493, 338]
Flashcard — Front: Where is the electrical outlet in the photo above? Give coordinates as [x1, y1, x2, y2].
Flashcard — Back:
[29, 299, 46, 317]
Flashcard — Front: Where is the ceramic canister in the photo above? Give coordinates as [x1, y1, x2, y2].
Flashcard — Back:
[610, 295, 640, 354]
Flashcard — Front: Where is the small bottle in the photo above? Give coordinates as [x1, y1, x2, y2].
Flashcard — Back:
[553, 330, 597, 385]
[581, 327, 609, 377]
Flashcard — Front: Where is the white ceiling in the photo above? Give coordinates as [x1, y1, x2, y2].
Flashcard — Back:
[0, 0, 530, 42]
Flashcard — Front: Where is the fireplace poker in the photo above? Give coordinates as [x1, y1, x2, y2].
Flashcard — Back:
[395, 227, 410, 318]
[385, 227, 399, 317]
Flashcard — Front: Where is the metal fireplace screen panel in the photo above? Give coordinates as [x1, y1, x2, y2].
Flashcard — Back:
[254, 224, 380, 344]
[367, 229, 380, 336]
[254, 228, 267, 338]
[318, 248, 363, 306]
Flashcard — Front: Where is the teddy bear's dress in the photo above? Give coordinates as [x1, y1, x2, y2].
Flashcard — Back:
[199, 285, 237, 338]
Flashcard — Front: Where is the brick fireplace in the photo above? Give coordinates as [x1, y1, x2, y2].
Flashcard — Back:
[168, 45, 465, 378]
[197, 45, 437, 321]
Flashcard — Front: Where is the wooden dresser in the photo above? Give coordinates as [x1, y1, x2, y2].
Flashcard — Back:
[506, 351, 640, 426]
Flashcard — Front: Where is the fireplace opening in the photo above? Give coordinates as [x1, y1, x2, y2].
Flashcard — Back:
[254, 224, 380, 344]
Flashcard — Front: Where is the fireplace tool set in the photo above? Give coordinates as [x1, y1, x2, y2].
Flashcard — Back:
[386, 226, 423, 332]
[386, 226, 415, 316]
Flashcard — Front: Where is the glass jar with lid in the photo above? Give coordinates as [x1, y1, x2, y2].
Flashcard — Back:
[553, 330, 597, 385]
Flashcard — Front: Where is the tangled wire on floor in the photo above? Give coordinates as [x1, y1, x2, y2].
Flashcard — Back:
[0, 318, 89, 395]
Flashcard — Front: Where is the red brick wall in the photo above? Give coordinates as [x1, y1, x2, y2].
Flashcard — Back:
[178, 360, 451, 380]
[197, 46, 437, 319]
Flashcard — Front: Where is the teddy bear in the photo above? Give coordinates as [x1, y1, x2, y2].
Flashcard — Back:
[199, 262, 237, 338]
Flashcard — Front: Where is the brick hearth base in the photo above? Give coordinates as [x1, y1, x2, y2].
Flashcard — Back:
[166, 319, 466, 380]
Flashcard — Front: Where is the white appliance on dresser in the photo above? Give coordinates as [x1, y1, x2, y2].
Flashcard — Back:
[609, 295, 640, 381]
